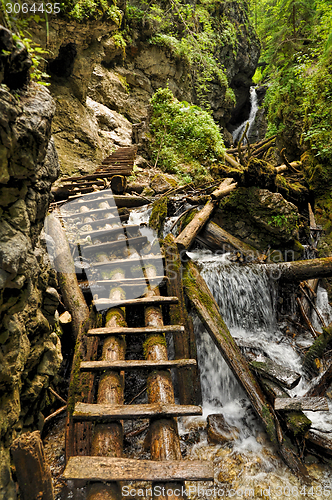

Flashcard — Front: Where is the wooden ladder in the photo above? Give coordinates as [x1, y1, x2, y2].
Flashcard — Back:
[59, 185, 213, 495]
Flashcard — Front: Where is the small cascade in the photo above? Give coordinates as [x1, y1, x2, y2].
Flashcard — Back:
[232, 86, 259, 144]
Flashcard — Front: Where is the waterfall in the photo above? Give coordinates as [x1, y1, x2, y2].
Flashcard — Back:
[232, 86, 259, 144]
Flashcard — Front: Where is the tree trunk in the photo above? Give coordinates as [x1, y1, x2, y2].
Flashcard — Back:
[182, 259, 310, 481]
[196, 221, 264, 259]
[163, 234, 201, 405]
[44, 214, 89, 340]
[263, 257, 332, 282]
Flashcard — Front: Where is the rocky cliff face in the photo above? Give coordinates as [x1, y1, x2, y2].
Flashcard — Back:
[31, 0, 259, 176]
[0, 27, 61, 499]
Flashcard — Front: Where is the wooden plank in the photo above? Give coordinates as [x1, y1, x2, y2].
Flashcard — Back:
[87, 325, 185, 336]
[275, 397, 329, 412]
[64, 456, 214, 482]
[249, 357, 301, 389]
[91, 255, 163, 268]
[60, 207, 118, 218]
[73, 402, 202, 420]
[76, 214, 129, 228]
[95, 276, 167, 286]
[93, 295, 179, 308]
[82, 236, 147, 255]
[80, 359, 197, 371]
[69, 196, 118, 207]
[79, 224, 139, 238]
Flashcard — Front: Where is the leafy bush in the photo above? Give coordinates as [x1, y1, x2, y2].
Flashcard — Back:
[149, 87, 225, 183]
[60, 0, 122, 23]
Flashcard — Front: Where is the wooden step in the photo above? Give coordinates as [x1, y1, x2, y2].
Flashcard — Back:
[76, 214, 129, 229]
[274, 397, 329, 412]
[64, 456, 214, 482]
[95, 276, 167, 287]
[87, 325, 185, 336]
[68, 196, 117, 208]
[73, 402, 202, 420]
[79, 224, 140, 239]
[80, 359, 197, 371]
[60, 207, 119, 218]
[91, 255, 163, 268]
[81, 236, 147, 256]
[93, 295, 179, 309]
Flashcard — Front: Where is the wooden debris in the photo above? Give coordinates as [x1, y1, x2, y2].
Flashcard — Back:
[80, 359, 197, 371]
[93, 295, 179, 309]
[305, 361, 332, 397]
[11, 431, 54, 500]
[87, 325, 185, 336]
[296, 297, 319, 339]
[275, 397, 329, 412]
[302, 322, 332, 376]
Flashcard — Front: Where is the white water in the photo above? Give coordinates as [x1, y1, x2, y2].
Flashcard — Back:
[232, 86, 259, 144]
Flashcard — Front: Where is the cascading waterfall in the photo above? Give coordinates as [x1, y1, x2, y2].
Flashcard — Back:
[232, 86, 259, 144]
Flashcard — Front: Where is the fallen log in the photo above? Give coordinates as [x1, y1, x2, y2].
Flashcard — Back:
[251, 138, 276, 157]
[307, 430, 332, 457]
[111, 175, 127, 194]
[302, 322, 332, 377]
[263, 256, 332, 282]
[275, 161, 302, 174]
[249, 357, 301, 390]
[260, 378, 312, 438]
[226, 135, 277, 155]
[164, 234, 202, 405]
[44, 213, 89, 340]
[305, 361, 332, 397]
[182, 259, 310, 481]
[224, 153, 243, 170]
[275, 397, 329, 412]
[11, 431, 55, 500]
[196, 221, 265, 260]
[175, 180, 237, 251]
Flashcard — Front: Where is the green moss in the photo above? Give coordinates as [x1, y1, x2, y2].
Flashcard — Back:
[149, 196, 168, 237]
[105, 308, 127, 327]
[143, 334, 167, 357]
[262, 404, 277, 444]
[303, 325, 332, 375]
[285, 412, 312, 437]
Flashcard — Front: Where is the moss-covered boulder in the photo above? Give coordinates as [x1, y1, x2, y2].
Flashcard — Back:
[213, 187, 302, 260]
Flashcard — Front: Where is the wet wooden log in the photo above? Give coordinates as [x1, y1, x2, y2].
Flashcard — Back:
[275, 161, 302, 174]
[11, 431, 54, 500]
[44, 214, 89, 340]
[302, 322, 332, 377]
[164, 234, 202, 405]
[251, 139, 276, 157]
[110, 175, 127, 194]
[86, 278, 127, 500]
[305, 361, 332, 397]
[249, 357, 301, 389]
[226, 135, 277, 154]
[143, 267, 185, 500]
[260, 378, 312, 438]
[263, 257, 332, 282]
[196, 221, 264, 260]
[307, 430, 332, 457]
[182, 259, 310, 481]
[175, 180, 237, 251]
[275, 397, 329, 412]
[296, 297, 319, 339]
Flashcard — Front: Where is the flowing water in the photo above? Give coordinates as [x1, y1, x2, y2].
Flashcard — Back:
[182, 250, 332, 499]
[232, 87, 259, 144]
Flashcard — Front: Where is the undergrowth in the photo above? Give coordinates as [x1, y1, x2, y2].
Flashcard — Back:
[149, 87, 225, 184]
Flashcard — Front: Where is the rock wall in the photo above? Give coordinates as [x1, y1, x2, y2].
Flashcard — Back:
[0, 27, 61, 499]
[30, 1, 259, 176]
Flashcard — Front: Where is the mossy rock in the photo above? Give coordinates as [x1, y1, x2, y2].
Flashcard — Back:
[149, 196, 168, 237]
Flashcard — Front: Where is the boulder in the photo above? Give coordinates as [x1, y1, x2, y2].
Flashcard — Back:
[150, 174, 172, 194]
[207, 414, 239, 444]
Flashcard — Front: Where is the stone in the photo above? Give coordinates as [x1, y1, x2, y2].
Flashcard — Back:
[150, 174, 172, 194]
[7, 199, 30, 235]
[207, 413, 239, 444]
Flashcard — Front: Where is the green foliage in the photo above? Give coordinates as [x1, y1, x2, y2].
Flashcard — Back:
[126, 0, 237, 109]
[149, 87, 225, 184]
[59, 0, 122, 23]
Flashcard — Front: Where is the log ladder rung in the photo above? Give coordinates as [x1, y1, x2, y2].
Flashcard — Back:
[64, 456, 214, 482]
[81, 236, 147, 255]
[80, 359, 197, 371]
[93, 295, 179, 308]
[86, 325, 185, 336]
[73, 402, 202, 421]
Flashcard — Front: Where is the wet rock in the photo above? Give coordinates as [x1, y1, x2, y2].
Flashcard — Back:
[207, 414, 239, 444]
[150, 174, 172, 194]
